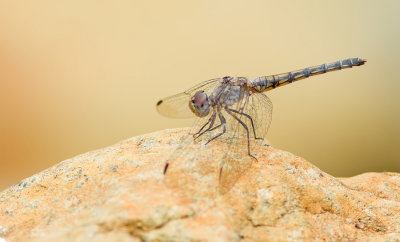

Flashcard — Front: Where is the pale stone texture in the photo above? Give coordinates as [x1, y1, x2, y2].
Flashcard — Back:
[0, 128, 399, 241]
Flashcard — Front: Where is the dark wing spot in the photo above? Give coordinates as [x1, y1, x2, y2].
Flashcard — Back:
[156, 100, 163, 106]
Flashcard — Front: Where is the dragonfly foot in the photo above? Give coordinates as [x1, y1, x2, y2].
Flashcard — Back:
[249, 154, 258, 162]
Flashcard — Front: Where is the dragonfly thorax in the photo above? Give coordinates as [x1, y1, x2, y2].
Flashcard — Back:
[209, 80, 244, 108]
[189, 90, 210, 117]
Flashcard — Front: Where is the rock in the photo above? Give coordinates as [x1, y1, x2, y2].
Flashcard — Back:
[0, 128, 399, 241]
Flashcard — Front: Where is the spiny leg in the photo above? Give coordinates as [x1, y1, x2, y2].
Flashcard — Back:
[227, 108, 262, 140]
[225, 108, 257, 161]
[194, 114, 223, 141]
[205, 112, 227, 145]
[193, 113, 216, 139]
[208, 123, 223, 132]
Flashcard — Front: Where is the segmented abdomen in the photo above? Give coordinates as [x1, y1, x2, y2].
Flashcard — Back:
[251, 57, 366, 92]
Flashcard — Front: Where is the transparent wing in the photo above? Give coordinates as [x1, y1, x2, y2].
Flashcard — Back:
[217, 92, 273, 193]
[156, 78, 222, 119]
[245, 92, 273, 139]
[156, 92, 195, 118]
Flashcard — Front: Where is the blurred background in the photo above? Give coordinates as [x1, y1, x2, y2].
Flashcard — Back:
[0, 0, 399, 190]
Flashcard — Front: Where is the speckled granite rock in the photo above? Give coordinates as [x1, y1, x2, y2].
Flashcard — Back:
[0, 128, 399, 241]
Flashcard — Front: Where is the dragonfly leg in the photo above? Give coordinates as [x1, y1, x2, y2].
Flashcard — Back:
[195, 123, 224, 142]
[194, 114, 222, 141]
[209, 123, 223, 132]
[225, 108, 257, 161]
[227, 108, 263, 140]
[204, 112, 227, 145]
[193, 113, 216, 140]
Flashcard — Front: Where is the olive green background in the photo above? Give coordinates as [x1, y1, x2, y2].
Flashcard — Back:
[1, 0, 399, 190]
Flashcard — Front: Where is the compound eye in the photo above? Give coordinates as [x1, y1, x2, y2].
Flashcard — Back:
[189, 90, 210, 117]
[193, 91, 207, 105]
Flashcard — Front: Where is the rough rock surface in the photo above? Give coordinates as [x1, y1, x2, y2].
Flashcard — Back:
[0, 128, 399, 241]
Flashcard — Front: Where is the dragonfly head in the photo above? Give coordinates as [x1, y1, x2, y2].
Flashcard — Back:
[189, 90, 210, 117]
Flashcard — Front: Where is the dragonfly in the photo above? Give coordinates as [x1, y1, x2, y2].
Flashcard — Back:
[156, 57, 366, 187]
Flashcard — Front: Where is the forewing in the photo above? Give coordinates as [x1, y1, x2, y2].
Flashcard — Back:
[156, 92, 194, 118]
[156, 78, 221, 119]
